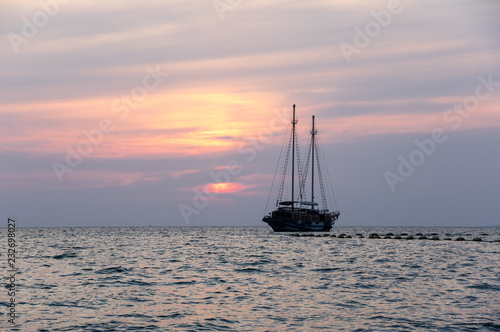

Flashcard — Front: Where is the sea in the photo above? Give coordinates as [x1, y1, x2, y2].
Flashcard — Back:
[2, 226, 500, 331]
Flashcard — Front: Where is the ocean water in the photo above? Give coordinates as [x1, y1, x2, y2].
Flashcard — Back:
[2, 226, 500, 331]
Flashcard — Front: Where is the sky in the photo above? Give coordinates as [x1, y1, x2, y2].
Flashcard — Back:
[1, 0, 499, 227]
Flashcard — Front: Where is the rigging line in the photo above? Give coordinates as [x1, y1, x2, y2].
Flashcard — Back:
[277, 126, 293, 204]
[264, 116, 291, 214]
[295, 106, 313, 117]
[296, 107, 315, 202]
[317, 134, 339, 210]
[315, 141, 328, 210]
[294, 127, 304, 202]
[299, 135, 312, 201]
[318, 135, 337, 210]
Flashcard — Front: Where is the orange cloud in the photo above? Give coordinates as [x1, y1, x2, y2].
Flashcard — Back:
[3, 75, 499, 162]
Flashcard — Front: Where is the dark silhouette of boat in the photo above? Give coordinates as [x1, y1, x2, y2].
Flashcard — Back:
[263, 105, 340, 232]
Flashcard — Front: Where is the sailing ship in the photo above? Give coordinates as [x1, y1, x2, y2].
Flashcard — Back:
[263, 105, 340, 232]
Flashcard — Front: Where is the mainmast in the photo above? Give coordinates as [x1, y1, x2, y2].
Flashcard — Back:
[291, 104, 297, 210]
[311, 115, 316, 209]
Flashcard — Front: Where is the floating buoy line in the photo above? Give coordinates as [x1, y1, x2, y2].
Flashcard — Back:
[287, 232, 500, 243]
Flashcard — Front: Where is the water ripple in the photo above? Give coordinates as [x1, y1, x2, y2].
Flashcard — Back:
[7, 226, 500, 331]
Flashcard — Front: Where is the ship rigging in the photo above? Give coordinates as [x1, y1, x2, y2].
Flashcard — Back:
[263, 104, 340, 232]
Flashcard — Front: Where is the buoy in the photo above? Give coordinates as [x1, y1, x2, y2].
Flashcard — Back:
[286, 233, 498, 243]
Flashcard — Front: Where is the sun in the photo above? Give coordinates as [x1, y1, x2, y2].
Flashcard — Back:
[206, 182, 242, 194]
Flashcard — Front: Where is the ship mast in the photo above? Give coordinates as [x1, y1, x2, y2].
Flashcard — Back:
[311, 115, 316, 209]
[291, 104, 297, 210]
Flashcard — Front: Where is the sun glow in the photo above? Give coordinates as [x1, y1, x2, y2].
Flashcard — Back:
[206, 182, 244, 194]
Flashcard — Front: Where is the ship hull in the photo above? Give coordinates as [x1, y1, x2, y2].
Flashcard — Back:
[262, 216, 333, 232]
